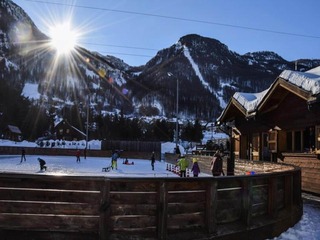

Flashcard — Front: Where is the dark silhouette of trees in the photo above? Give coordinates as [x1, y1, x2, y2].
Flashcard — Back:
[181, 119, 203, 142]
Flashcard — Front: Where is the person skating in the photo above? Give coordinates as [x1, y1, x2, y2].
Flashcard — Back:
[38, 158, 47, 171]
[111, 150, 119, 170]
[191, 158, 200, 177]
[210, 150, 225, 177]
[76, 149, 81, 163]
[151, 151, 155, 170]
[177, 155, 189, 177]
[84, 147, 87, 159]
[20, 148, 26, 163]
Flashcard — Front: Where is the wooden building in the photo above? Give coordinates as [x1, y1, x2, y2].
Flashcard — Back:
[217, 66, 320, 194]
[54, 119, 86, 141]
[2, 125, 22, 142]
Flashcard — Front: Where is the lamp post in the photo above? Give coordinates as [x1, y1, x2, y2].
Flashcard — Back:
[167, 72, 179, 147]
[85, 95, 89, 149]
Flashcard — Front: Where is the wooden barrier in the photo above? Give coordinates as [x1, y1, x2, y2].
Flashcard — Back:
[0, 169, 302, 239]
[0, 146, 160, 160]
[282, 153, 320, 195]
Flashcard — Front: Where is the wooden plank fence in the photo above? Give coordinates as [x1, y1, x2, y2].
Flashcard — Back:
[0, 169, 302, 240]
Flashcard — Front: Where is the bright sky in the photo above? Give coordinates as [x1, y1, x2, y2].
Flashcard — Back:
[12, 0, 320, 66]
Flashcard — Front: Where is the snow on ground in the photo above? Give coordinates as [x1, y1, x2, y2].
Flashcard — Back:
[1, 140, 320, 239]
[0, 155, 319, 239]
[0, 155, 209, 178]
[272, 193, 320, 240]
[0, 139, 102, 150]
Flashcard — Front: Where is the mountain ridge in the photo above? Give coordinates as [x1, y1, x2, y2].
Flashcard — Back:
[1, 0, 320, 140]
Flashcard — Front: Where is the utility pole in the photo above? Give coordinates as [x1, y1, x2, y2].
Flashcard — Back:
[167, 72, 179, 147]
[86, 95, 89, 149]
[175, 74, 179, 147]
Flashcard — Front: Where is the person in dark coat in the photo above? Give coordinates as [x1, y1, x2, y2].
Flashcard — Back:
[38, 158, 47, 171]
[84, 148, 87, 159]
[151, 152, 155, 170]
[210, 150, 224, 177]
[175, 146, 181, 155]
[191, 158, 200, 177]
[20, 148, 26, 163]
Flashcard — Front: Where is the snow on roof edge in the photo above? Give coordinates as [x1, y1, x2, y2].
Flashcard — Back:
[218, 66, 320, 122]
[233, 89, 269, 113]
[279, 68, 320, 95]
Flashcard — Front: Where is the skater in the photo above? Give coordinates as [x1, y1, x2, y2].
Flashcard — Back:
[20, 148, 26, 163]
[38, 158, 47, 171]
[84, 147, 87, 159]
[177, 155, 189, 177]
[191, 158, 200, 177]
[210, 150, 225, 177]
[111, 150, 119, 170]
[151, 151, 155, 170]
[123, 158, 134, 165]
[175, 146, 181, 155]
[76, 149, 81, 163]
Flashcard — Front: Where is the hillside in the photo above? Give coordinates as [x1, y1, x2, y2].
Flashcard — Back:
[0, 0, 320, 140]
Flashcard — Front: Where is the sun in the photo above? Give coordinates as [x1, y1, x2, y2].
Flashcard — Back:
[49, 22, 78, 55]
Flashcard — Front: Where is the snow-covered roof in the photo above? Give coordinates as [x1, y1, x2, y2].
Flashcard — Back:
[233, 89, 269, 113]
[235, 66, 320, 112]
[279, 67, 320, 95]
[7, 125, 22, 134]
[218, 66, 320, 122]
[55, 119, 86, 137]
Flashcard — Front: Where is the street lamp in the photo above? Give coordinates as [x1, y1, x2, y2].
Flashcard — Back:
[85, 95, 89, 149]
[167, 72, 179, 147]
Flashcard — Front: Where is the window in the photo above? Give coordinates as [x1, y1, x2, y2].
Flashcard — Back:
[268, 130, 277, 153]
[304, 127, 315, 151]
[316, 126, 320, 154]
[286, 132, 292, 151]
[294, 131, 302, 152]
[252, 133, 259, 152]
[286, 126, 316, 152]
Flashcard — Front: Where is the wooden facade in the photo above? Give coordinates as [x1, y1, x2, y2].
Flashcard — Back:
[54, 119, 86, 141]
[2, 125, 22, 142]
[0, 168, 302, 240]
[218, 68, 320, 194]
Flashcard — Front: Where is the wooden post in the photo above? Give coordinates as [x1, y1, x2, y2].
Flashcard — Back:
[227, 135, 235, 175]
[99, 179, 110, 240]
[284, 175, 293, 210]
[157, 181, 168, 240]
[206, 180, 217, 234]
[242, 179, 252, 226]
[268, 176, 277, 218]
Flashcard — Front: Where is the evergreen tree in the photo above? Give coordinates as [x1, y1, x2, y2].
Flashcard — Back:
[181, 119, 203, 142]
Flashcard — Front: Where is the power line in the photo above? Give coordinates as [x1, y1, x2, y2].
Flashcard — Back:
[24, 0, 320, 39]
[80, 42, 158, 51]
[89, 50, 153, 58]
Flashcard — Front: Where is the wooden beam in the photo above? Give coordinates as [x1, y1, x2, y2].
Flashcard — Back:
[99, 179, 110, 240]
[157, 181, 168, 240]
[206, 181, 217, 234]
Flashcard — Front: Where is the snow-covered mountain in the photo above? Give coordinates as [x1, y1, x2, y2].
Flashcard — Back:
[1, 0, 320, 128]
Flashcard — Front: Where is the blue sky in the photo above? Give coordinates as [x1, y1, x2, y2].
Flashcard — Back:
[13, 0, 320, 66]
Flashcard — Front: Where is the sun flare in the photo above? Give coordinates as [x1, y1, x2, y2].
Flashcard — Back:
[49, 22, 77, 55]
